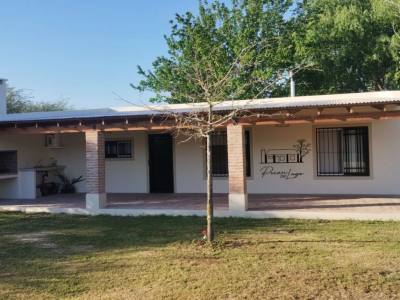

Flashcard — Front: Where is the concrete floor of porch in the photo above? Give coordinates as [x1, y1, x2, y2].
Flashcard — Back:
[1, 193, 400, 214]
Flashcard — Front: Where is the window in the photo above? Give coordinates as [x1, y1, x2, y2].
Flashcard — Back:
[211, 132, 228, 177]
[105, 140, 132, 159]
[316, 127, 369, 176]
[245, 130, 251, 177]
[210, 130, 251, 177]
[0, 151, 17, 174]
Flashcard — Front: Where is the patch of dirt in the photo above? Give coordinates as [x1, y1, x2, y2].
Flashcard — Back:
[6, 231, 58, 249]
[70, 245, 94, 252]
[272, 228, 295, 234]
[220, 240, 252, 248]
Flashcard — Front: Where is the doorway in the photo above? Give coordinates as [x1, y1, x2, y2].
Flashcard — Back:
[148, 134, 174, 193]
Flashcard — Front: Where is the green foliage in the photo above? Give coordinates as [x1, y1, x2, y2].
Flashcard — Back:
[136, 0, 400, 101]
[134, 0, 294, 103]
[293, 0, 400, 94]
[6, 87, 71, 113]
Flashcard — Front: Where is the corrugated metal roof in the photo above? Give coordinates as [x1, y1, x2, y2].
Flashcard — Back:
[1, 90, 400, 124]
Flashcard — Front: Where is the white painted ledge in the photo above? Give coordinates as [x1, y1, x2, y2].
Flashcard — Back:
[2, 205, 400, 221]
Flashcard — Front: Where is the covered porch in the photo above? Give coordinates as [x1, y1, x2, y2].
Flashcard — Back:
[2, 91, 400, 219]
[2, 193, 400, 220]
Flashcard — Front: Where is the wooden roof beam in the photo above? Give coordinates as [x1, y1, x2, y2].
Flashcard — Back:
[284, 119, 312, 125]
[346, 107, 354, 114]
[371, 104, 387, 112]
[313, 118, 345, 124]
[255, 120, 284, 126]
[285, 109, 301, 117]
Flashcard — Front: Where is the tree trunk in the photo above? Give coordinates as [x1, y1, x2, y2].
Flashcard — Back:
[206, 103, 214, 242]
[206, 131, 214, 242]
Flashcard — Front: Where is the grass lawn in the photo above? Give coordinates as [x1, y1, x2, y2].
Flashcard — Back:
[1, 213, 400, 299]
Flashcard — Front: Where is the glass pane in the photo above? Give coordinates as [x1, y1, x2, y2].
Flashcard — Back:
[343, 127, 369, 176]
[117, 141, 132, 158]
[317, 128, 343, 175]
[245, 130, 251, 177]
[211, 132, 228, 176]
[209, 130, 251, 177]
[105, 141, 118, 158]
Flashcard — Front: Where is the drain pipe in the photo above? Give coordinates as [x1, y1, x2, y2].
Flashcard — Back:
[289, 70, 295, 97]
[0, 79, 7, 114]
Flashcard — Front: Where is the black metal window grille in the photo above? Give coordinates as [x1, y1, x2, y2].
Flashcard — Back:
[105, 140, 132, 159]
[245, 130, 251, 177]
[316, 127, 369, 176]
[211, 130, 251, 177]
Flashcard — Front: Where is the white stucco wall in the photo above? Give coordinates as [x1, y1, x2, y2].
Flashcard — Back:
[0, 133, 87, 197]
[0, 134, 49, 198]
[176, 120, 400, 195]
[1, 119, 400, 197]
[0, 134, 51, 168]
[51, 133, 86, 192]
[104, 131, 148, 193]
[174, 137, 228, 193]
[245, 121, 400, 195]
[0, 131, 149, 197]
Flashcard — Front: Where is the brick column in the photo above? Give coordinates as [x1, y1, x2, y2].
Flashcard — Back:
[85, 130, 106, 209]
[227, 124, 248, 212]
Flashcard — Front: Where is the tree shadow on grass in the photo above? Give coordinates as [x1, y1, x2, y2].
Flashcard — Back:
[1, 212, 398, 256]
[0, 212, 399, 298]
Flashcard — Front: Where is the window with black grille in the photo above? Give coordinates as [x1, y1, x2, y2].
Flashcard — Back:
[105, 140, 132, 159]
[316, 127, 369, 176]
[0, 151, 17, 174]
[210, 130, 251, 177]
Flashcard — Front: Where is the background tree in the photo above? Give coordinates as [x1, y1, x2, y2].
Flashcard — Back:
[7, 87, 71, 113]
[293, 0, 400, 95]
[384, 0, 400, 69]
[134, 0, 295, 241]
[135, 0, 295, 103]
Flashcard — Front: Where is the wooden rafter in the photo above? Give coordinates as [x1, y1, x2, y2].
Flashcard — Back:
[371, 104, 387, 112]
[2, 109, 400, 134]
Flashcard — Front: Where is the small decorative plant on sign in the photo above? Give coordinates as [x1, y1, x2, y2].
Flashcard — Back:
[57, 173, 85, 194]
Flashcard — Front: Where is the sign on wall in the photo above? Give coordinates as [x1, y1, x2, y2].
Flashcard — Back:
[259, 139, 311, 180]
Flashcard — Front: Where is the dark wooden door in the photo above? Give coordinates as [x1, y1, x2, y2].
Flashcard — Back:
[148, 134, 174, 193]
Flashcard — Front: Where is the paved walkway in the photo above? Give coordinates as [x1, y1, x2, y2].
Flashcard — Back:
[106, 193, 228, 210]
[1, 193, 400, 220]
[0, 193, 86, 208]
[249, 194, 400, 213]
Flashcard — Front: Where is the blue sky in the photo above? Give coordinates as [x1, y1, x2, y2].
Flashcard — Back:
[0, 0, 200, 109]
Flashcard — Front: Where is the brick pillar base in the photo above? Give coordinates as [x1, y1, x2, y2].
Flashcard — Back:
[227, 124, 248, 212]
[86, 193, 107, 210]
[229, 193, 248, 211]
[85, 130, 107, 209]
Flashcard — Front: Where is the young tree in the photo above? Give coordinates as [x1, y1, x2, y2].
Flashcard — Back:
[7, 87, 71, 113]
[134, 0, 295, 241]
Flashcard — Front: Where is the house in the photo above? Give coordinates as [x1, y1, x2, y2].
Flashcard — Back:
[1, 77, 400, 219]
